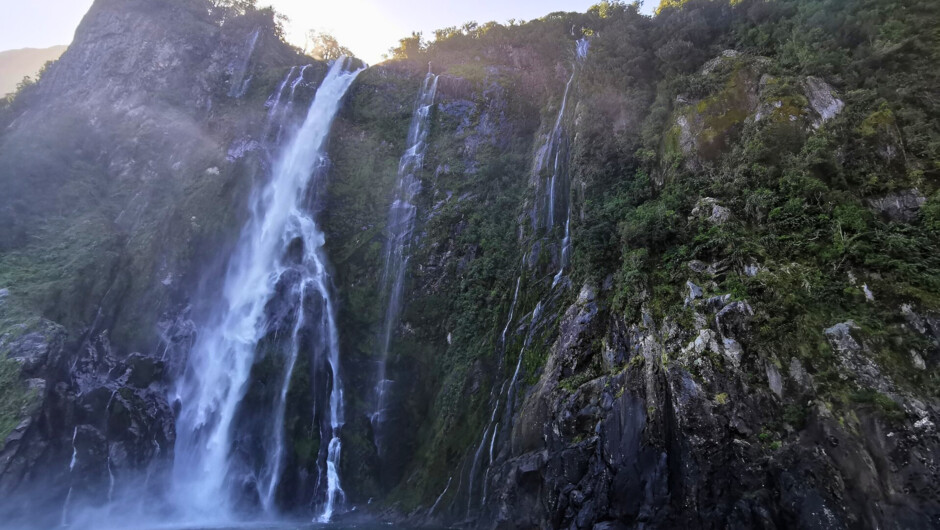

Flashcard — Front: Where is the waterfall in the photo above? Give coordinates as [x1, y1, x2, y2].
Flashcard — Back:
[549, 37, 589, 286]
[500, 277, 522, 349]
[262, 66, 296, 139]
[428, 476, 453, 516]
[372, 71, 439, 454]
[258, 281, 307, 512]
[170, 58, 362, 523]
[228, 28, 261, 98]
[552, 214, 571, 287]
[61, 426, 79, 526]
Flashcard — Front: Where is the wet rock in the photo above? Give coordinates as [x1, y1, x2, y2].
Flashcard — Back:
[803, 76, 844, 128]
[766, 363, 784, 397]
[899, 304, 940, 347]
[910, 350, 926, 370]
[681, 329, 719, 358]
[691, 197, 732, 225]
[722, 337, 745, 367]
[743, 263, 761, 277]
[716, 301, 754, 338]
[824, 321, 894, 393]
[578, 284, 596, 305]
[705, 294, 732, 312]
[824, 321, 862, 355]
[789, 358, 814, 391]
[601, 320, 629, 370]
[285, 236, 305, 264]
[868, 189, 927, 223]
[3, 321, 66, 375]
[124, 353, 165, 389]
[684, 281, 703, 306]
[687, 260, 708, 273]
[156, 307, 196, 372]
[592, 522, 628, 530]
[0, 315, 174, 521]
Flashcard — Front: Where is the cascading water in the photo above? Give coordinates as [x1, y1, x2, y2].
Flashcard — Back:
[469, 39, 590, 516]
[228, 28, 261, 98]
[550, 38, 589, 286]
[372, 69, 439, 454]
[467, 302, 544, 511]
[533, 69, 575, 232]
[61, 427, 79, 526]
[170, 58, 362, 523]
[500, 277, 522, 348]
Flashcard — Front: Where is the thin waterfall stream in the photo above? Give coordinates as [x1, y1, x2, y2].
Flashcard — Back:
[372, 69, 439, 454]
[466, 38, 590, 516]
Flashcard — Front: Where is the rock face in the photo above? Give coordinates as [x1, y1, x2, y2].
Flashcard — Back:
[868, 189, 927, 222]
[472, 294, 940, 530]
[0, 0, 305, 524]
[0, 321, 175, 528]
[671, 51, 844, 169]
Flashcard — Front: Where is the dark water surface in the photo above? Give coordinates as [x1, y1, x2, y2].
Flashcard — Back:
[133, 521, 427, 530]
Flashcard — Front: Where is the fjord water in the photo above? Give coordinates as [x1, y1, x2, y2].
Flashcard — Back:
[371, 70, 439, 454]
[170, 59, 362, 524]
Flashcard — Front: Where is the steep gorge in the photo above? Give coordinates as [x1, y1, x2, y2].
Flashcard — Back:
[1, 0, 939, 529]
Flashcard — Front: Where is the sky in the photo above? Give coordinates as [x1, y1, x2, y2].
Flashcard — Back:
[0, 0, 657, 65]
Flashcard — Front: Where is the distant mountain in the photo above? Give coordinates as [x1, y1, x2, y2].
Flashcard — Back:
[0, 45, 68, 96]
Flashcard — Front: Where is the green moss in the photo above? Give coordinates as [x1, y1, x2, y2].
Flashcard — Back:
[443, 63, 490, 88]
[849, 389, 905, 422]
[561, 371, 596, 392]
[858, 105, 896, 138]
[0, 356, 37, 450]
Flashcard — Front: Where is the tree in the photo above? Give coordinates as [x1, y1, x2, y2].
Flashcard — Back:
[306, 31, 354, 61]
[388, 32, 425, 60]
[211, 0, 257, 15]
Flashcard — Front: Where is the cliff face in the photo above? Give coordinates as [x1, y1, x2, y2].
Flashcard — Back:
[0, 0, 310, 525]
[1, 0, 939, 528]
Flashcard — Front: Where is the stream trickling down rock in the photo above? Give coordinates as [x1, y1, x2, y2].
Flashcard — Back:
[372, 69, 439, 456]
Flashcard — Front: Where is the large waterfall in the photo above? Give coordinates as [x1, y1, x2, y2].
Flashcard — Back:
[371, 70, 439, 454]
[170, 58, 362, 523]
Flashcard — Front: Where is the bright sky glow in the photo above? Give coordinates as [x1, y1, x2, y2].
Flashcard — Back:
[0, 1, 657, 64]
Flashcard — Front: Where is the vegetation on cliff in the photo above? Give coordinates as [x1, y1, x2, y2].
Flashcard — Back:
[0, 0, 937, 526]
[329, 0, 939, 516]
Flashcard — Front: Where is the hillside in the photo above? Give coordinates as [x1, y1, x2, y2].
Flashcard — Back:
[0, 46, 68, 96]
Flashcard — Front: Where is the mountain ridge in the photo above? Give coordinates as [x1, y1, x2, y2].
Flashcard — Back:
[0, 45, 68, 96]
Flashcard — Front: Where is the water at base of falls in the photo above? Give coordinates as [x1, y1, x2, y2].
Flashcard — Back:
[129, 522, 428, 530]
[169, 58, 362, 525]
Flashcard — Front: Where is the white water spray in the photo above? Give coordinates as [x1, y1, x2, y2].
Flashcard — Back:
[170, 58, 362, 522]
